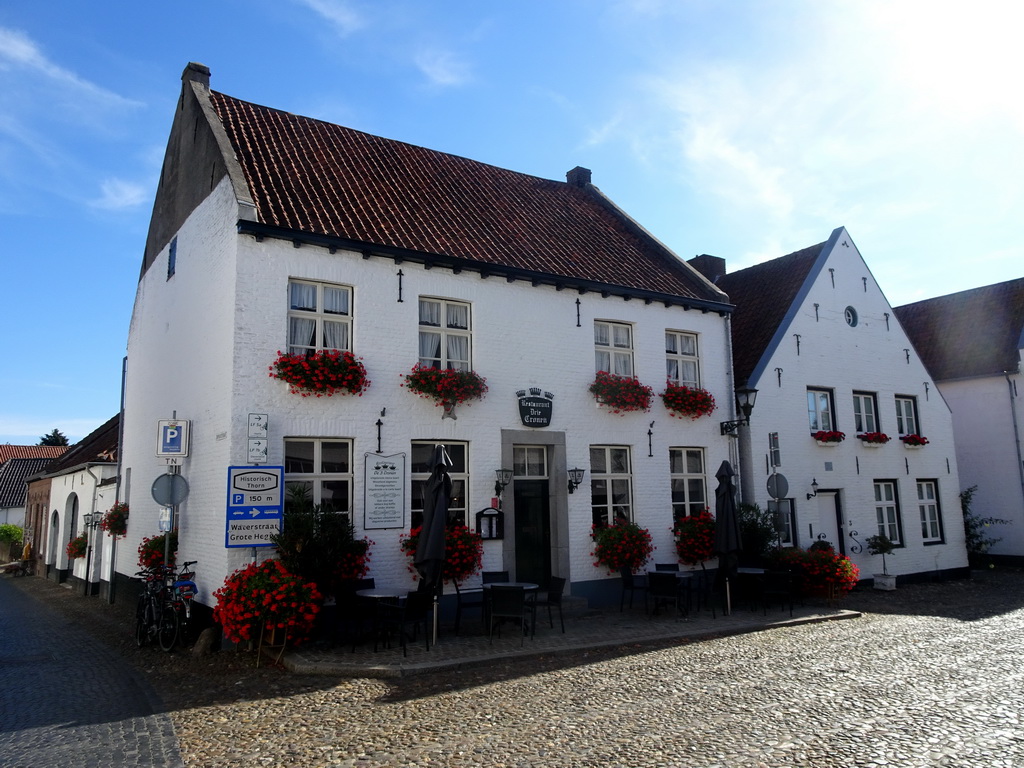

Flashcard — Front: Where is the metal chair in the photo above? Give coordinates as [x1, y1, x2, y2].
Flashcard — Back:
[531, 576, 566, 633]
[487, 585, 532, 645]
[646, 571, 686, 616]
[373, 592, 433, 656]
[759, 570, 794, 617]
[482, 570, 510, 584]
[453, 579, 485, 635]
[619, 566, 648, 611]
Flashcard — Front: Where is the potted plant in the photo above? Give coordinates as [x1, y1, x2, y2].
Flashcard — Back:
[66, 533, 87, 560]
[400, 523, 484, 585]
[900, 434, 929, 447]
[767, 545, 860, 599]
[865, 533, 897, 590]
[672, 508, 716, 566]
[402, 364, 488, 418]
[98, 502, 129, 540]
[660, 382, 716, 420]
[589, 371, 654, 414]
[857, 432, 891, 446]
[269, 349, 370, 398]
[812, 430, 845, 445]
[591, 520, 654, 574]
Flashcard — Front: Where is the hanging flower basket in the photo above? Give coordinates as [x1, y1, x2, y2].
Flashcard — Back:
[591, 520, 654, 574]
[812, 430, 845, 445]
[66, 533, 87, 560]
[138, 530, 177, 570]
[857, 432, 891, 445]
[673, 508, 716, 565]
[589, 371, 654, 414]
[213, 559, 322, 647]
[268, 349, 370, 398]
[900, 434, 929, 447]
[660, 382, 716, 420]
[98, 502, 129, 540]
[400, 524, 484, 584]
[402, 364, 488, 414]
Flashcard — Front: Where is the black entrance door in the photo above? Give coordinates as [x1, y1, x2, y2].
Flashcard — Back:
[513, 479, 550, 585]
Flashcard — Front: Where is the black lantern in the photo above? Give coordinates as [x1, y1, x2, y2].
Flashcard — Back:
[720, 385, 758, 436]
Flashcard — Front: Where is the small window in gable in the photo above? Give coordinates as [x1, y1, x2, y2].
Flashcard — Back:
[167, 237, 177, 280]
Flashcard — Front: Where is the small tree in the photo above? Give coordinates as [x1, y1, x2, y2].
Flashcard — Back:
[38, 429, 69, 446]
[0, 523, 23, 561]
[865, 534, 896, 575]
[960, 485, 1010, 567]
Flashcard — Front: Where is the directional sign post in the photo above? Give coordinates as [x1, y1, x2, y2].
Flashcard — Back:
[225, 466, 284, 548]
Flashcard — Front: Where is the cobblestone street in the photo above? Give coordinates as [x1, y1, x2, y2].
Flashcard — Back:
[4, 570, 1024, 767]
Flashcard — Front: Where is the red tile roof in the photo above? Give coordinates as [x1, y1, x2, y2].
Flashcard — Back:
[0, 445, 67, 465]
[715, 243, 825, 384]
[895, 278, 1024, 380]
[208, 90, 725, 306]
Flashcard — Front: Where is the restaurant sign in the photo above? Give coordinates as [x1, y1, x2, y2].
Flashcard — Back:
[517, 388, 554, 428]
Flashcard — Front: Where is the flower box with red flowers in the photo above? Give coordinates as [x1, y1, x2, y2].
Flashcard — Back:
[591, 520, 654, 574]
[857, 432, 891, 445]
[589, 371, 654, 414]
[269, 349, 370, 398]
[402, 364, 488, 410]
[900, 434, 929, 447]
[660, 382, 717, 420]
[811, 430, 845, 444]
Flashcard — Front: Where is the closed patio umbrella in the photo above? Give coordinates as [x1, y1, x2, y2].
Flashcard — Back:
[713, 460, 742, 614]
[415, 445, 451, 643]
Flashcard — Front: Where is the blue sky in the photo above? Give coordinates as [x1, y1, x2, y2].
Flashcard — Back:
[1, 1, 1021, 444]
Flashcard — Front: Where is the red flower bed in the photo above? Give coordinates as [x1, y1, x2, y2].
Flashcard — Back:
[213, 559, 322, 646]
[269, 349, 370, 397]
[767, 545, 859, 598]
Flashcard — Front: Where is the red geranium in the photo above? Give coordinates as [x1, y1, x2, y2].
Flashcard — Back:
[673, 508, 716, 565]
[661, 383, 716, 420]
[589, 371, 654, 414]
[400, 524, 484, 584]
[213, 559, 322, 646]
[591, 520, 654, 574]
[269, 349, 370, 398]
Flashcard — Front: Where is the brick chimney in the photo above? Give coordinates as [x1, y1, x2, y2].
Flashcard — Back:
[566, 166, 592, 188]
[183, 62, 211, 89]
[688, 254, 726, 284]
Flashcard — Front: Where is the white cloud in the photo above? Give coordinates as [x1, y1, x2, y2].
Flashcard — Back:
[413, 47, 472, 88]
[293, 0, 365, 36]
[91, 178, 148, 211]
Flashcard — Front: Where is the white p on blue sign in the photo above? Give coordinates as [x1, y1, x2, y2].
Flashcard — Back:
[157, 420, 190, 457]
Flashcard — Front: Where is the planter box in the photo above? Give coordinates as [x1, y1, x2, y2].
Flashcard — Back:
[873, 573, 896, 591]
[859, 441, 886, 448]
[903, 443, 923, 450]
[815, 440, 841, 447]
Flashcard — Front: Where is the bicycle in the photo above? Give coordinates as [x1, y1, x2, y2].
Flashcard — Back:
[164, 561, 199, 650]
[134, 566, 178, 651]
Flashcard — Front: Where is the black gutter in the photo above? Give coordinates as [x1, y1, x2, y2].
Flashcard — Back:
[236, 220, 735, 317]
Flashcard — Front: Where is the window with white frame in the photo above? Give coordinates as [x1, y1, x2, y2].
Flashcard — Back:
[873, 480, 902, 544]
[769, 499, 795, 547]
[590, 445, 633, 527]
[807, 388, 836, 433]
[288, 279, 352, 355]
[895, 396, 919, 436]
[513, 446, 548, 478]
[917, 480, 943, 543]
[665, 331, 700, 387]
[594, 321, 634, 376]
[410, 441, 468, 527]
[419, 298, 471, 371]
[853, 392, 879, 434]
[284, 438, 353, 521]
[669, 448, 706, 523]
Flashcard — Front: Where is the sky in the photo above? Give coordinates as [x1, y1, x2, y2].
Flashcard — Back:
[1, 0, 1021, 445]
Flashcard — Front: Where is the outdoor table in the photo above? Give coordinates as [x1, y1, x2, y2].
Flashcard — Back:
[482, 582, 539, 591]
[647, 571, 693, 614]
[356, 588, 406, 599]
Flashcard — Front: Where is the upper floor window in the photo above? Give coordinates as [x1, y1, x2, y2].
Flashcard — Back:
[419, 298, 471, 371]
[595, 321, 633, 376]
[284, 438, 353, 522]
[853, 392, 879, 434]
[590, 445, 633, 527]
[874, 480, 903, 545]
[807, 388, 836, 433]
[895, 396, 919, 436]
[665, 331, 700, 387]
[167, 237, 177, 280]
[288, 279, 352, 355]
[410, 441, 468, 527]
[669, 448, 706, 523]
[917, 480, 943, 544]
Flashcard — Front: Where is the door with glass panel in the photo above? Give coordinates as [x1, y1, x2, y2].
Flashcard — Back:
[512, 446, 550, 585]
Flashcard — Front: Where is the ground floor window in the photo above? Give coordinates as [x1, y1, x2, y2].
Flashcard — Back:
[873, 480, 902, 544]
[769, 498, 796, 547]
[284, 438, 353, 522]
[917, 479, 943, 543]
[513, 446, 548, 478]
[590, 445, 633, 527]
[410, 441, 468, 527]
[669, 447, 706, 523]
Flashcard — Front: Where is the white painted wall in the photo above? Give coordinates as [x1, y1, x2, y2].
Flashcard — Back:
[121, 178, 739, 606]
[741, 228, 968, 579]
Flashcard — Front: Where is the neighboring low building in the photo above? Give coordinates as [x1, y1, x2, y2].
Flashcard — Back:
[895, 278, 1024, 563]
[708, 227, 968, 583]
[0, 457, 56, 528]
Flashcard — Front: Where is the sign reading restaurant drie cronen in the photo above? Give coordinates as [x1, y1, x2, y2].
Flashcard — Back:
[517, 388, 554, 428]
[364, 453, 406, 529]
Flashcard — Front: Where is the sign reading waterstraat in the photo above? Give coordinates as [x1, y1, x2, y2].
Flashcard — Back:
[225, 465, 284, 548]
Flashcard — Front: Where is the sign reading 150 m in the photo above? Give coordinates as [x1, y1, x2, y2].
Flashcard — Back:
[225, 465, 284, 548]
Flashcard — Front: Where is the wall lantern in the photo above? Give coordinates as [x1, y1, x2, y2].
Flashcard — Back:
[567, 467, 586, 494]
[806, 479, 819, 500]
[720, 386, 759, 436]
[82, 513, 99, 529]
[494, 468, 513, 499]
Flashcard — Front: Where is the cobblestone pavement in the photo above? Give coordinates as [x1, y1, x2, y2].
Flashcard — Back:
[0, 577, 183, 768]
[5, 570, 1024, 768]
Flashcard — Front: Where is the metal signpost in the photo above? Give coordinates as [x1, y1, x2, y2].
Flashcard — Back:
[225, 466, 284, 548]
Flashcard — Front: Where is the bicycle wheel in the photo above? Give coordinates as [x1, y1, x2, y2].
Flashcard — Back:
[158, 604, 179, 652]
[135, 596, 149, 647]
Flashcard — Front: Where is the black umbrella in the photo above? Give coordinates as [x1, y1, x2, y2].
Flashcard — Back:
[713, 460, 742, 614]
[415, 445, 452, 642]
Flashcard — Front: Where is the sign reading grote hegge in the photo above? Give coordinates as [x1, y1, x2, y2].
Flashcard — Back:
[363, 453, 406, 530]
[517, 388, 554, 428]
